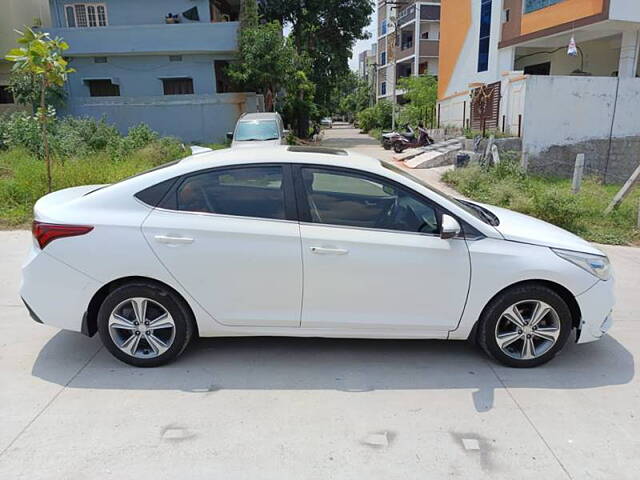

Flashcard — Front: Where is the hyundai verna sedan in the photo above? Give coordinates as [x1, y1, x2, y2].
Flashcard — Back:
[21, 146, 614, 368]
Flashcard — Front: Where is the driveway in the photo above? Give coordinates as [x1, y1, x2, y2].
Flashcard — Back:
[321, 123, 463, 197]
[1, 142, 639, 478]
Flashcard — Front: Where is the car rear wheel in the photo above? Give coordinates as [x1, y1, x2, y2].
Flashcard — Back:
[97, 282, 194, 367]
[478, 284, 572, 368]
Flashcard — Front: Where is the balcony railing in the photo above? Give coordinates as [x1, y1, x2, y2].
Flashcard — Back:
[524, 0, 565, 14]
[46, 22, 238, 56]
[398, 5, 416, 26]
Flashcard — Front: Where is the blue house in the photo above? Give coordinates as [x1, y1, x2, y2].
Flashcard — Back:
[46, 0, 263, 142]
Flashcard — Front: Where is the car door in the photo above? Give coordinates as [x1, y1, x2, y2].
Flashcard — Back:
[142, 164, 302, 327]
[294, 165, 471, 332]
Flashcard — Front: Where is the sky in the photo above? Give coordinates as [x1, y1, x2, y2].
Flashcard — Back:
[348, 5, 378, 71]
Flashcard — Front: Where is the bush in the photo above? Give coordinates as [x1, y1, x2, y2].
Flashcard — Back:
[54, 116, 120, 156]
[356, 100, 392, 133]
[442, 152, 640, 245]
[529, 189, 584, 232]
[0, 116, 190, 226]
[0, 112, 42, 155]
[124, 123, 158, 150]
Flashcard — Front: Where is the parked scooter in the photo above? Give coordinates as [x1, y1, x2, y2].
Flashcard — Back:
[390, 124, 434, 153]
[381, 126, 415, 150]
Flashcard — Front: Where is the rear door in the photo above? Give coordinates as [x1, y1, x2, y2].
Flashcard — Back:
[142, 164, 303, 327]
[294, 165, 471, 332]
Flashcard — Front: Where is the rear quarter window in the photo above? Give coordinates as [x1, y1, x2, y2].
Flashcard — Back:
[135, 177, 180, 207]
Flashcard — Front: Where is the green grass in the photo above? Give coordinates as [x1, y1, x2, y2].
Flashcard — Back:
[442, 161, 640, 246]
[200, 143, 229, 151]
[368, 128, 382, 142]
[0, 143, 189, 228]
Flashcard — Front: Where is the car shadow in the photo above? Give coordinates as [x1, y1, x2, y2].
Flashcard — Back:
[31, 331, 634, 412]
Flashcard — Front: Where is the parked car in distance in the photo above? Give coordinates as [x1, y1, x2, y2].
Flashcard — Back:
[227, 112, 286, 148]
[22, 146, 613, 368]
[320, 117, 333, 128]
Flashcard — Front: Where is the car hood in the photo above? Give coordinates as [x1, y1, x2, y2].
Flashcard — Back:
[472, 201, 605, 256]
[232, 139, 281, 148]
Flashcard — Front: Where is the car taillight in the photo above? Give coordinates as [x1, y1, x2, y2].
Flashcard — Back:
[32, 221, 94, 249]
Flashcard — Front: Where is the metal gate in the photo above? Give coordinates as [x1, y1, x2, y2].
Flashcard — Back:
[470, 81, 501, 133]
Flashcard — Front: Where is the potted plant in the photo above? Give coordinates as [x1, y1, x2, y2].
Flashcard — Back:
[165, 13, 180, 24]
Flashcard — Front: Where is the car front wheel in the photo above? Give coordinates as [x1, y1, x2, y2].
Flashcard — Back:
[478, 285, 572, 368]
[97, 282, 194, 367]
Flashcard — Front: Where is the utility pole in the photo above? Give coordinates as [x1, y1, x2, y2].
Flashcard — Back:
[370, 61, 379, 107]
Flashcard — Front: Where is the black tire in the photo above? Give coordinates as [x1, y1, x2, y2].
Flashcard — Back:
[477, 284, 572, 368]
[393, 141, 405, 154]
[383, 144, 391, 150]
[97, 281, 194, 367]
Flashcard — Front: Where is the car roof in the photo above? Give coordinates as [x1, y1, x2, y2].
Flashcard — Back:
[238, 112, 282, 122]
[178, 146, 377, 170]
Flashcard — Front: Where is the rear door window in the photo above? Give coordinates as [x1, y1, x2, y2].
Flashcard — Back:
[175, 166, 286, 220]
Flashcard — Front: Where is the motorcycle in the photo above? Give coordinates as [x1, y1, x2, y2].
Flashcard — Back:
[390, 127, 434, 154]
[381, 126, 415, 150]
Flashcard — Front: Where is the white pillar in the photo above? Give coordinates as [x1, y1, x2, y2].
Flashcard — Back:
[619, 30, 640, 78]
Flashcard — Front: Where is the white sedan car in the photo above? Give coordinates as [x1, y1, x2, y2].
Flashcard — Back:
[21, 146, 614, 368]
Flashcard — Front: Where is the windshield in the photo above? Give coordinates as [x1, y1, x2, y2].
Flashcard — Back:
[235, 120, 280, 141]
[381, 161, 496, 225]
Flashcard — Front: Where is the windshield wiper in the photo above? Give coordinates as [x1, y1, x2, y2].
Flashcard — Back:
[240, 137, 278, 141]
[458, 200, 500, 226]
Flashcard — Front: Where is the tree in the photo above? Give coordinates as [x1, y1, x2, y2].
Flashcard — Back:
[396, 75, 438, 127]
[8, 71, 66, 111]
[5, 28, 74, 192]
[227, 0, 299, 112]
[334, 73, 371, 121]
[282, 69, 318, 138]
[263, 0, 374, 115]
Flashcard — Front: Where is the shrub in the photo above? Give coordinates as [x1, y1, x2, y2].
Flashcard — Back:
[530, 189, 583, 232]
[493, 153, 526, 181]
[0, 112, 42, 156]
[356, 100, 392, 133]
[55, 116, 120, 154]
[124, 123, 158, 150]
[356, 107, 376, 132]
[442, 151, 640, 245]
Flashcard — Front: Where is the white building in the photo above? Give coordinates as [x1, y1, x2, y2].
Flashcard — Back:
[437, 0, 640, 180]
[376, 0, 441, 102]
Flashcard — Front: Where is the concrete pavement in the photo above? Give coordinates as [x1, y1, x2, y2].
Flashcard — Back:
[321, 123, 463, 198]
[1, 135, 639, 478]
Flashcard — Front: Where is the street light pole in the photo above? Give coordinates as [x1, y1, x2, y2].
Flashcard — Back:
[391, 15, 397, 131]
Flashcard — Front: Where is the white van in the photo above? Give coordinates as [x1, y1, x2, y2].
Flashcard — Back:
[228, 112, 287, 148]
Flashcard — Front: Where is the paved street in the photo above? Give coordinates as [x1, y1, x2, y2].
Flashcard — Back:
[1, 133, 639, 478]
[321, 123, 463, 198]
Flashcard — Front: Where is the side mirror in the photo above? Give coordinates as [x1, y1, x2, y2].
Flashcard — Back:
[440, 214, 461, 240]
[283, 129, 290, 135]
[226, 132, 233, 140]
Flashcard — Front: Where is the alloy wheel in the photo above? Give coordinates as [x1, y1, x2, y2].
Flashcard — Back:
[494, 300, 561, 361]
[108, 297, 176, 359]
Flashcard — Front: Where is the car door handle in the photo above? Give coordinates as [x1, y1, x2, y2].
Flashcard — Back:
[310, 246, 349, 255]
[154, 235, 194, 245]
